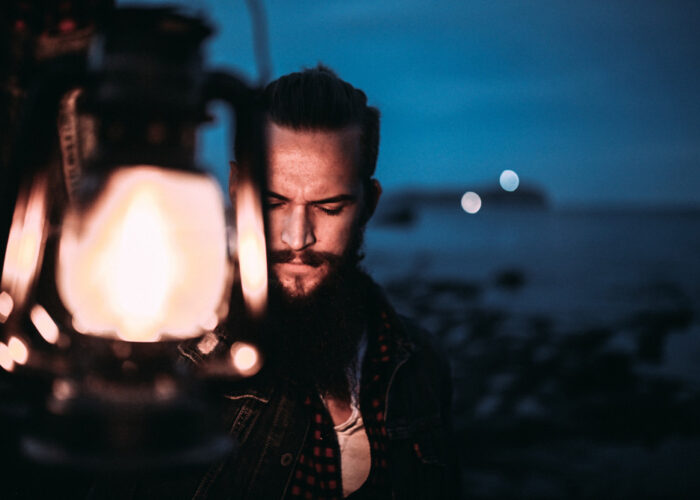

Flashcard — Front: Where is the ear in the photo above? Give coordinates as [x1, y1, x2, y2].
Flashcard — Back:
[228, 161, 238, 204]
[364, 178, 382, 220]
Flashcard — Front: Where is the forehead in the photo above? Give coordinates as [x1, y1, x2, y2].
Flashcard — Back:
[266, 122, 362, 194]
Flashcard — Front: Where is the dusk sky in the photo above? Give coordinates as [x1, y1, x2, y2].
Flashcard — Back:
[127, 0, 700, 207]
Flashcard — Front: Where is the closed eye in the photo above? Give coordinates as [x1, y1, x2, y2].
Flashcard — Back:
[266, 199, 285, 209]
[317, 204, 344, 216]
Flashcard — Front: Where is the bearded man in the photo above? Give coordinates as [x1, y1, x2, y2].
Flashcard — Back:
[95, 65, 458, 499]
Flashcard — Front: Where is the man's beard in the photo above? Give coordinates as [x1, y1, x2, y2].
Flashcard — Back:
[262, 226, 367, 401]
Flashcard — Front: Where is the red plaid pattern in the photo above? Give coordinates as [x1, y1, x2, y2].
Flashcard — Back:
[286, 309, 396, 499]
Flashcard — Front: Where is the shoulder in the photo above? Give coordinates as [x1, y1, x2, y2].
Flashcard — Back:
[395, 314, 452, 392]
[386, 315, 462, 499]
[398, 315, 445, 359]
[362, 273, 451, 389]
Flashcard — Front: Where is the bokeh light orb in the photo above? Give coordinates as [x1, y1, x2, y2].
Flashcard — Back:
[8, 336, 28, 365]
[230, 341, 262, 376]
[499, 170, 520, 192]
[460, 191, 482, 214]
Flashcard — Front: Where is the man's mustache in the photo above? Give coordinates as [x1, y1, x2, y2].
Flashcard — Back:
[269, 249, 342, 268]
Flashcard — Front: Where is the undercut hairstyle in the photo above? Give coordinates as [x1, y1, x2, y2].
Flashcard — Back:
[261, 64, 380, 194]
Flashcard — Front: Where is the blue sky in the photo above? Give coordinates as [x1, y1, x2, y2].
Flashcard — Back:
[125, 0, 700, 207]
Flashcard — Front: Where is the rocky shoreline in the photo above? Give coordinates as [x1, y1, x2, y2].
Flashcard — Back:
[380, 271, 699, 498]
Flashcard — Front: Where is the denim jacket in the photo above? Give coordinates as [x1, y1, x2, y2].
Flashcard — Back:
[88, 282, 460, 499]
[176, 281, 460, 500]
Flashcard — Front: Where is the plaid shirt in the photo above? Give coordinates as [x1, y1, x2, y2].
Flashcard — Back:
[286, 310, 397, 499]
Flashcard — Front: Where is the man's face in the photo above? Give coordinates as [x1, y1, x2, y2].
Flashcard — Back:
[264, 122, 367, 298]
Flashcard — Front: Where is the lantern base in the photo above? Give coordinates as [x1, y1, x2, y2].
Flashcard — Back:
[20, 389, 233, 471]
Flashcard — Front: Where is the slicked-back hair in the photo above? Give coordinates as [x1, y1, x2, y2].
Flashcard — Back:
[261, 64, 380, 192]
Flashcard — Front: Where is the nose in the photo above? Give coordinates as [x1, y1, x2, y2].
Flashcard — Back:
[281, 205, 315, 251]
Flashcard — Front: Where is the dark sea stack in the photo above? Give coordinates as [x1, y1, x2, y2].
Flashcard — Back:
[479, 185, 548, 209]
[373, 204, 416, 227]
[375, 184, 549, 221]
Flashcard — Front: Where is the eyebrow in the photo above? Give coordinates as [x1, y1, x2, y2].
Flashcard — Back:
[265, 191, 357, 205]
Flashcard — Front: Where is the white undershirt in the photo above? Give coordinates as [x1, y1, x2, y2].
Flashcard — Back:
[321, 335, 371, 497]
[334, 402, 371, 497]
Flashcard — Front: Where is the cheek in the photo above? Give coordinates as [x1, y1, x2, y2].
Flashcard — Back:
[315, 212, 360, 251]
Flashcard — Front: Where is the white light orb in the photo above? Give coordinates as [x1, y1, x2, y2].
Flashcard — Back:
[230, 342, 262, 376]
[460, 191, 482, 214]
[499, 170, 520, 192]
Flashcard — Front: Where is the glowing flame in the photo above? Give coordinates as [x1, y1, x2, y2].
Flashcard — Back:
[236, 177, 267, 317]
[1, 173, 49, 309]
[0, 291, 13, 323]
[30, 304, 60, 344]
[0, 342, 14, 372]
[99, 188, 176, 337]
[57, 166, 231, 342]
[230, 341, 261, 377]
[8, 336, 28, 365]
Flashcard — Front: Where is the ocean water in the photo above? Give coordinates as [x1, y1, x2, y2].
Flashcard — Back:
[366, 206, 700, 343]
[366, 207, 700, 323]
[363, 206, 700, 498]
